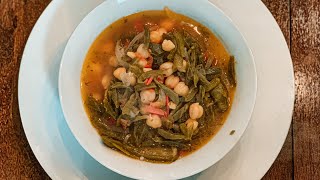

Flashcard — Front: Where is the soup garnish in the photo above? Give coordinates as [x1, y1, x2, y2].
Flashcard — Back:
[81, 8, 236, 163]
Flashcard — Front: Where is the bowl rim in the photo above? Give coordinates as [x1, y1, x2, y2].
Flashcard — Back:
[58, 0, 257, 179]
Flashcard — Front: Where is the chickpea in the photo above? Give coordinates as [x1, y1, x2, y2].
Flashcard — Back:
[150, 90, 166, 108]
[101, 74, 112, 89]
[137, 44, 150, 58]
[186, 118, 199, 130]
[113, 67, 126, 80]
[177, 60, 187, 72]
[138, 59, 148, 67]
[189, 103, 204, 119]
[120, 72, 136, 86]
[108, 56, 118, 67]
[168, 101, 177, 109]
[174, 82, 189, 97]
[140, 89, 156, 104]
[159, 62, 174, 77]
[127, 51, 136, 59]
[165, 75, 180, 89]
[183, 60, 187, 69]
[128, 73, 137, 86]
[146, 114, 162, 129]
[162, 39, 175, 52]
[150, 31, 162, 44]
[150, 101, 164, 108]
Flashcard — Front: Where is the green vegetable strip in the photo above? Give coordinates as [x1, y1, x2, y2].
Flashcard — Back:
[228, 56, 237, 86]
[92, 118, 126, 140]
[134, 83, 157, 91]
[144, 26, 150, 49]
[185, 87, 198, 102]
[133, 123, 139, 145]
[125, 32, 144, 52]
[205, 58, 213, 68]
[102, 137, 137, 157]
[167, 47, 177, 60]
[132, 115, 148, 122]
[139, 70, 164, 81]
[121, 94, 138, 116]
[179, 123, 188, 138]
[173, 31, 186, 57]
[152, 137, 191, 150]
[190, 48, 197, 67]
[86, 96, 105, 117]
[212, 92, 228, 112]
[196, 70, 211, 86]
[193, 71, 199, 87]
[118, 88, 133, 106]
[173, 54, 185, 72]
[183, 32, 193, 49]
[101, 136, 115, 148]
[150, 43, 164, 55]
[172, 103, 189, 122]
[158, 141, 190, 150]
[103, 97, 117, 119]
[169, 102, 183, 116]
[204, 78, 220, 92]
[213, 82, 228, 97]
[157, 129, 185, 140]
[110, 89, 120, 108]
[162, 117, 174, 129]
[185, 65, 194, 85]
[137, 124, 148, 146]
[198, 85, 205, 103]
[129, 65, 143, 77]
[102, 136, 178, 162]
[154, 79, 180, 104]
[179, 123, 194, 140]
[205, 67, 221, 75]
[113, 142, 136, 157]
[210, 83, 229, 112]
[99, 128, 125, 141]
[110, 82, 130, 89]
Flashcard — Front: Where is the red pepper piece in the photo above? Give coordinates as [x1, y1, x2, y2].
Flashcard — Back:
[145, 77, 154, 85]
[141, 105, 166, 116]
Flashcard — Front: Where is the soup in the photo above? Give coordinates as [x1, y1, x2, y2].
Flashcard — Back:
[81, 8, 236, 163]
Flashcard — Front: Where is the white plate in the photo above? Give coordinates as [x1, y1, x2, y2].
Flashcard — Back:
[18, 0, 294, 179]
[59, 0, 257, 179]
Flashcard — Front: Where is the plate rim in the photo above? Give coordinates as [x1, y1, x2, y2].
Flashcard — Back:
[18, 1, 58, 179]
[18, 0, 294, 179]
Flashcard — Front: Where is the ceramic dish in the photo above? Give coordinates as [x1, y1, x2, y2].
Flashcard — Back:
[59, 0, 256, 179]
[18, 0, 294, 179]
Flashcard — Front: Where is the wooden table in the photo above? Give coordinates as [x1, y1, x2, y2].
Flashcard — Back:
[0, 0, 319, 179]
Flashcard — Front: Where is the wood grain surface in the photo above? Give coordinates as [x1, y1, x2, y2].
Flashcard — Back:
[291, 0, 320, 179]
[0, 0, 319, 179]
[0, 0, 51, 179]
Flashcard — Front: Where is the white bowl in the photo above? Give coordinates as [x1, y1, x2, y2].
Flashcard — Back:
[59, 0, 257, 179]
